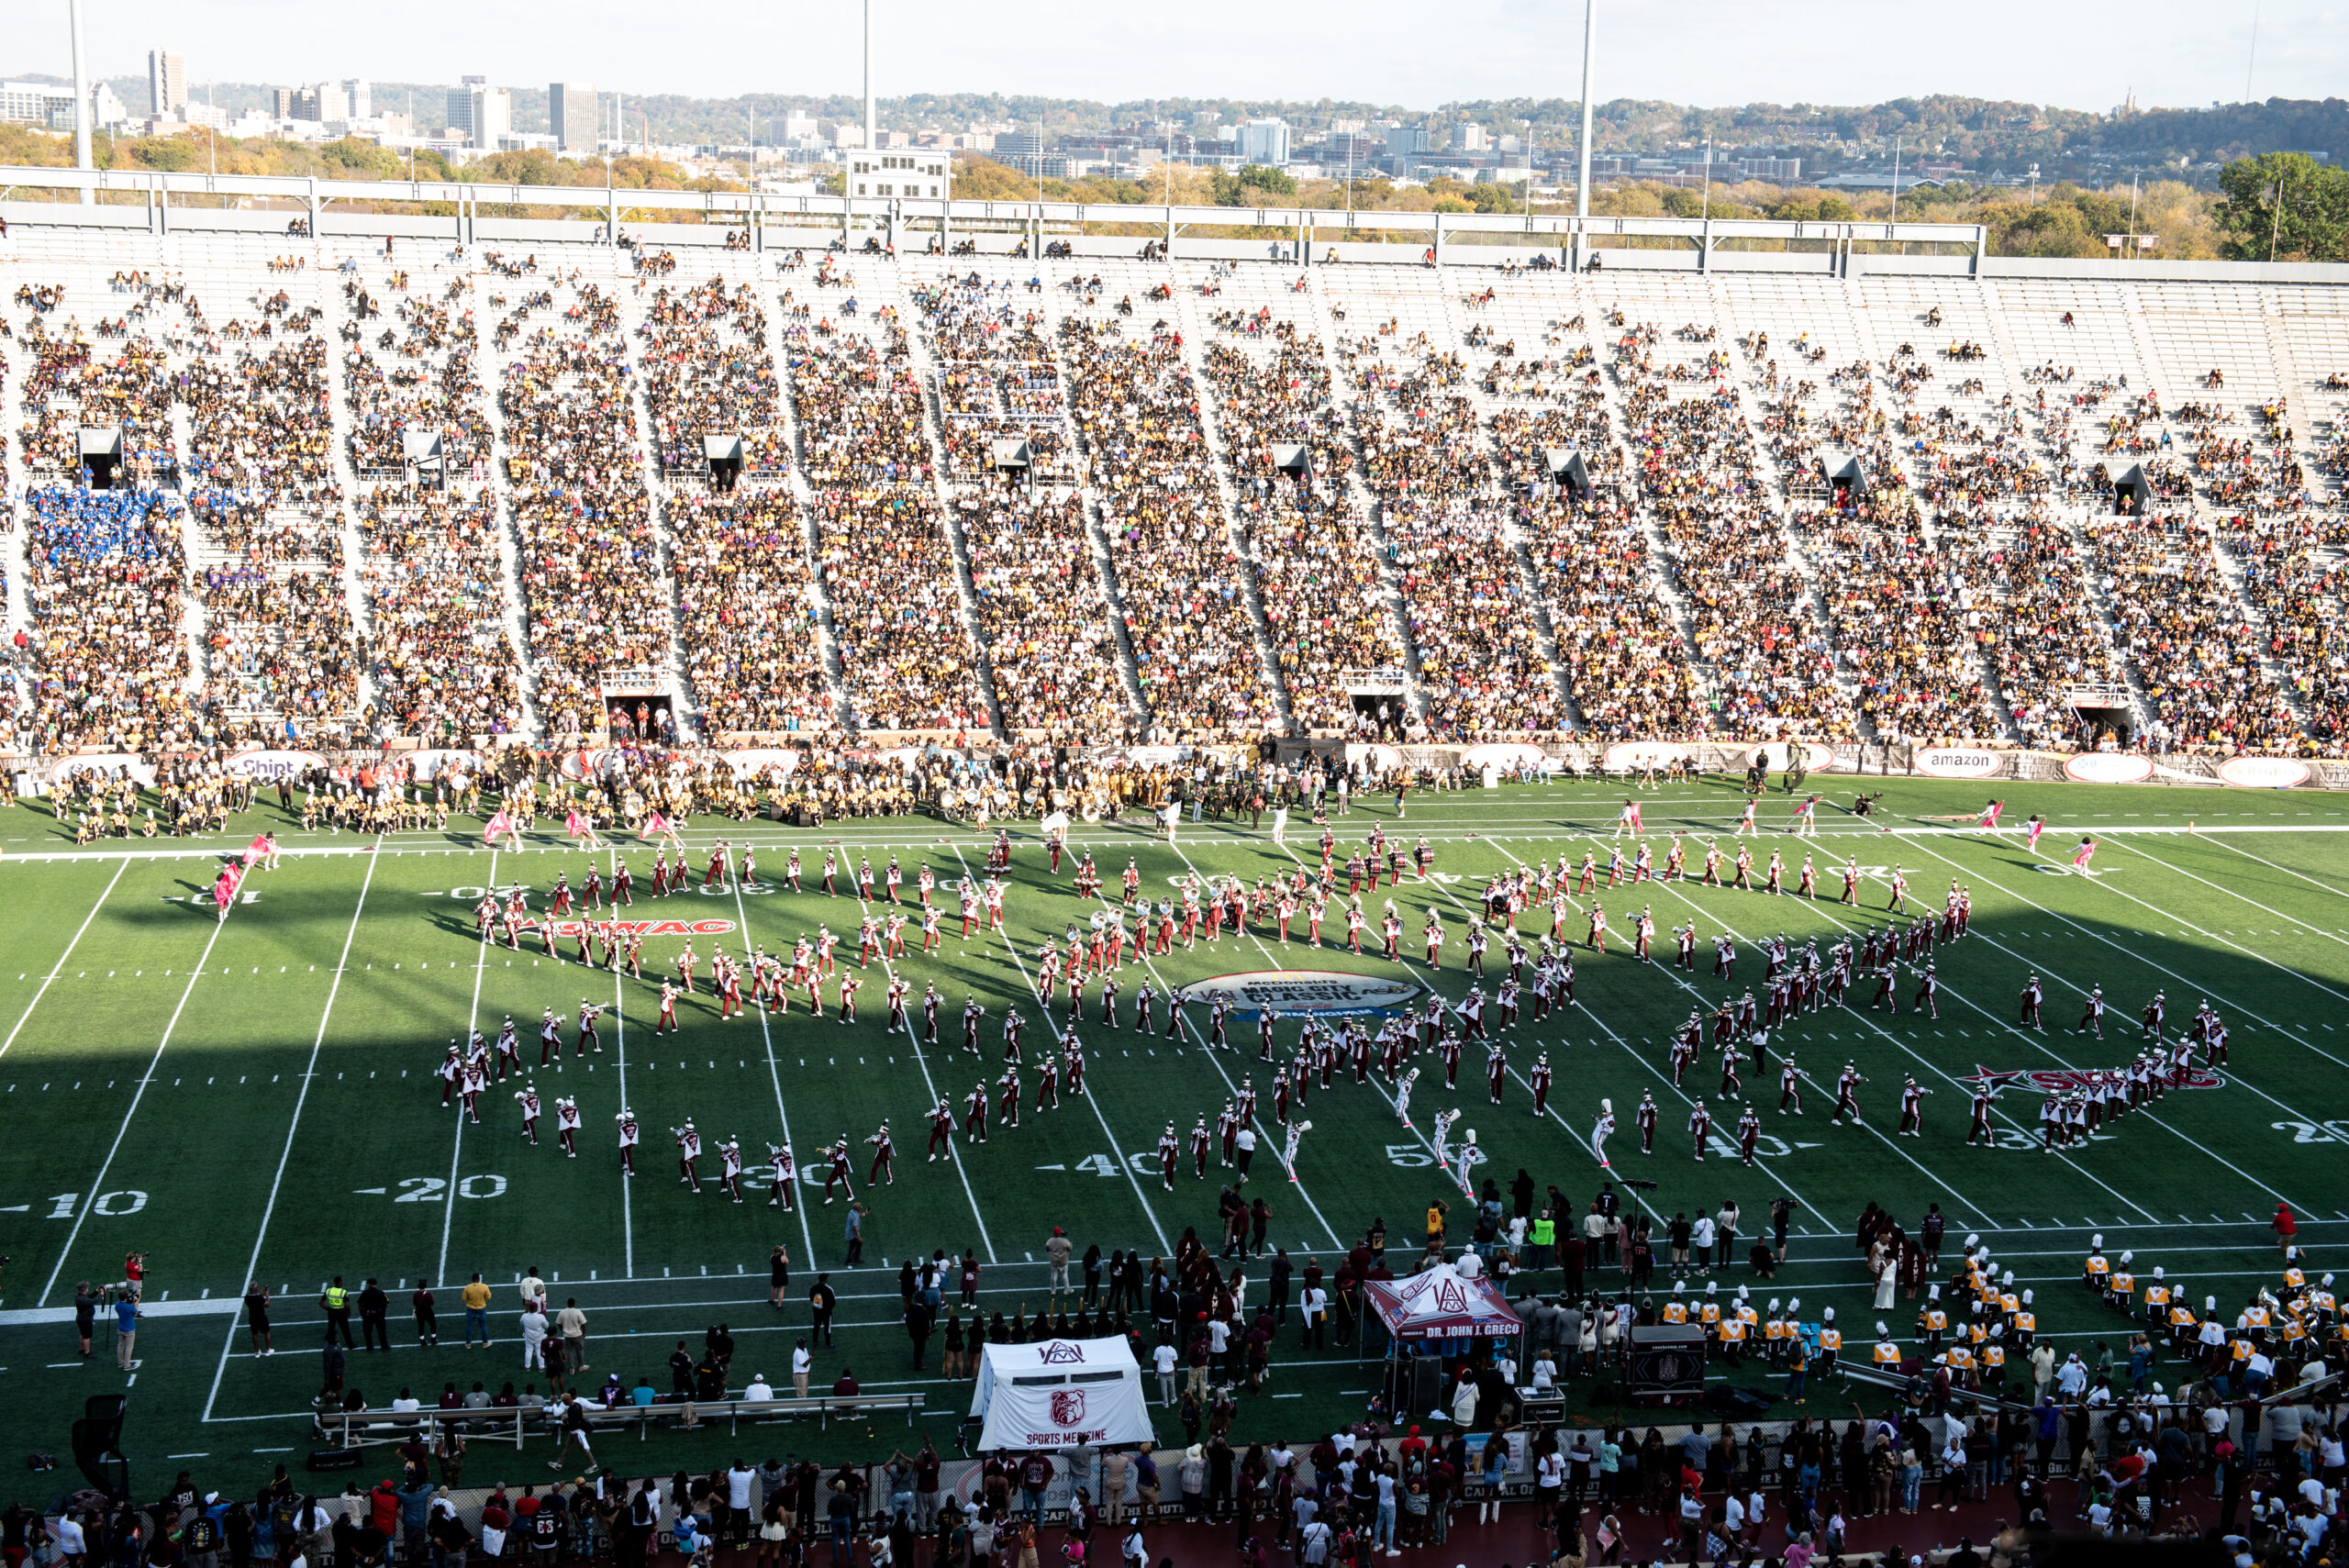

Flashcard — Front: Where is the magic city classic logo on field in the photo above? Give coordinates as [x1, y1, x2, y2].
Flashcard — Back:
[1174, 970, 1424, 1018]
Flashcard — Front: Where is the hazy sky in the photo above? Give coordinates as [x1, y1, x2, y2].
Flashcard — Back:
[17, 0, 2345, 113]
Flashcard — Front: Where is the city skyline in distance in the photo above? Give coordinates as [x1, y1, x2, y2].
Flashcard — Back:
[4, 0, 2344, 117]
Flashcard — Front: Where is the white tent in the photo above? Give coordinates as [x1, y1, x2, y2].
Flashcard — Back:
[969, 1336, 1152, 1452]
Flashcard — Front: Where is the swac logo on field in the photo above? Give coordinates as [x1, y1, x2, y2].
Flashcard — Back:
[1175, 970, 1423, 1019]
[546, 918, 736, 938]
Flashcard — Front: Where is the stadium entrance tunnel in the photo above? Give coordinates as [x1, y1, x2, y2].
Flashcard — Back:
[606, 691, 674, 742]
[704, 434, 745, 494]
[79, 426, 125, 491]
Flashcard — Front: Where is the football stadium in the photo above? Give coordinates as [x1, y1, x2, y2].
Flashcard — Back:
[2, 15, 2349, 1567]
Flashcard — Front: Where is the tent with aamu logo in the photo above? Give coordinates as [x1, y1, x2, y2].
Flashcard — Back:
[970, 1336, 1152, 1452]
[1364, 1260, 1524, 1340]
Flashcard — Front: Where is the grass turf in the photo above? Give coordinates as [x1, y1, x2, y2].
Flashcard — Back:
[2, 774, 2346, 1490]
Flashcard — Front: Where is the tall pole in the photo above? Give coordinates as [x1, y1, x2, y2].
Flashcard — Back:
[1700, 135, 1711, 224]
[1575, 0, 1597, 223]
[1889, 135, 1900, 224]
[863, 0, 875, 160]
[68, 0, 93, 204]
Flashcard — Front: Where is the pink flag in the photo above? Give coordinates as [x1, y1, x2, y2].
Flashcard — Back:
[484, 808, 514, 844]
[242, 833, 271, 866]
[642, 811, 673, 840]
[565, 808, 592, 840]
[214, 866, 241, 907]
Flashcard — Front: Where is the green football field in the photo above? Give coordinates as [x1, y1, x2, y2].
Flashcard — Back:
[2, 774, 2345, 1487]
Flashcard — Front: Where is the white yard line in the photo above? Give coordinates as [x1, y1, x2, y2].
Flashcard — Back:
[947, 841, 1171, 1254]
[38, 887, 240, 1306]
[828, 842, 998, 1262]
[201, 840, 382, 1419]
[435, 849, 500, 1285]
[0, 858, 128, 1061]
[720, 857, 830, 1271]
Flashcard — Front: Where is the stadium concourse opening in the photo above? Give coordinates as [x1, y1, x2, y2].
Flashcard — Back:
[2112, 461, 2154, 515]
[703, 433, 745, 493]
[77, 426, 123, 491]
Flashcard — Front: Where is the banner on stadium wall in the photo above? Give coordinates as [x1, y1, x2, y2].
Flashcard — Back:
[1601, 740, 1695, 770]
[224, 748, 325, 782]
[1462, 742, 1550, 773]
[1911, 747, 2005, 780]
[721, 747, 802, 779]
[2063, 752, 2155, 784]
[556, 747, 607, 782]
[43, 752, 158, 790]
[2216, 756, 2310, 789]
[1347, 742, 1405, 773]
[1743, 740, 1836, 772]
[406, 748, 483, 783]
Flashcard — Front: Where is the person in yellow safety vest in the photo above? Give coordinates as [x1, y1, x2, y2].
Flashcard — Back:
[319, 1275, 354, 1347]
[1783, 1329, 1809, 1405]
[1817, 1306, 1842, 1373]
[1873, 1320, 1902, 1366]
[2143, 1267, 2173, 1329]
[2108, 1252, 2135, 1313]
[2084, 1233, 2110, 1291]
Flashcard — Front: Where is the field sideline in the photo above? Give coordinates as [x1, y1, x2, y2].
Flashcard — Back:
[1, 773, 2345, 1481]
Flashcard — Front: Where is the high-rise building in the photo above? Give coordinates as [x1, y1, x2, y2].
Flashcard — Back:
[1452, 122, 1487, 152]
[549, 82, 595, 152]
[340, 79, 370, 119]
[1236, 117, 1290, 166]
[270, 87, 294, 119]
[447, 74, 486, 140]
[147, 50, 185, 117]
[449, 81, 507, 147]
[1385, 125, 1429, 158]
[290, 83, 349, 123]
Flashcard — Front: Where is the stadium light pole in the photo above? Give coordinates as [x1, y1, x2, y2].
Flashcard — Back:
[1575, 0, 1596, 224]
[863, 0, 875, 161]
[68, 0, 93, 204]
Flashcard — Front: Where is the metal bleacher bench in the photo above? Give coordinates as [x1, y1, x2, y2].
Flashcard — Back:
[315, 1393, 922, 1451]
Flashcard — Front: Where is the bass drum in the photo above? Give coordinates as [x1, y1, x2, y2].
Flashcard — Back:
[1081, 801, 1103, 822]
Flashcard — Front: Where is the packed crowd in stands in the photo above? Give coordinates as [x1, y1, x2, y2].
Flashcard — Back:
[1202, 331, 1406, 734]
[355, 491, 528, 742]
[21, 488, 197, 753]
[342, 271, 487, 479]
[955, 490, 1134, 737]
[911, 272, 1074, 483]
[1339, 331, 1565, 740]
[17, 245, 2349, 765]
[640, 278, 785, 479]
[1059, 314, 1277, 738]
[1617, 326, 1856, 741]
[2082, 520, 2304, 751]
[1789, 498, 2000, 742]
[665, 489, 835, 736]
[500, 278, 674, 737]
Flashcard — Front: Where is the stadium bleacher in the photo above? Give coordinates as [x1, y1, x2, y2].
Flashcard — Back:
[6, 223, 2349, 757]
